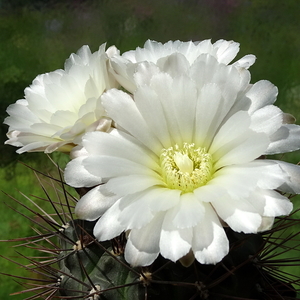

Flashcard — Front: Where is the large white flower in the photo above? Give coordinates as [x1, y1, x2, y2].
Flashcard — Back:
[65, 52, 300, 267]
[110, 39, 256, 92]
[4, 44, 119, 153]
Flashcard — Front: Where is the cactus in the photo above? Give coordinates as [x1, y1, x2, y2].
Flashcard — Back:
[1, 165, 300, 300]
[3, 36, 300, 300]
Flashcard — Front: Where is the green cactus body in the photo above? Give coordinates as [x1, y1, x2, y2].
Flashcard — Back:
[56, 219, 297, 299]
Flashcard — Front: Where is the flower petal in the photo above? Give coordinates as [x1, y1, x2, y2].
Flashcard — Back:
[213, 39, 239, 64]
[83, 130, 159, 170]
[167, 193, 205, 229]
[64, 156, 101, 187]
[212, 195, 262, 234]
[159, 210, 192, 262]
[233, 54, 256, 69]
[101, 88, 162, 152]
[272, 160, 300, 194]
[75, 184, 119, 220]
[262, 189, 293, 217]
[210, 111, 269, 168]
[250, 105, 283, 136]
[247, 80, 278, 114]
[266, 124, 300, 154]
[192, 203, 229, 264]
[93, 199, 124, 241]
[125, 212, 165, 266]
[84, 155, 159, 179]
[106, 175, 164, 196]
[117, 192, 155, 229]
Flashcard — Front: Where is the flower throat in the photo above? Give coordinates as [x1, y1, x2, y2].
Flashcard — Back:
[160, 143, 213, 193]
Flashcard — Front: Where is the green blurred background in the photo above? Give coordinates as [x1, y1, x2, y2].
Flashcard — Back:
[1, 0, 300, 298]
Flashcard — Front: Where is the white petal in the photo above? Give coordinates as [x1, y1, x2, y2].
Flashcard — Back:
[5, 101, 39, 127]
[64, 156, 101, 188]
[240, 188, 292, 219]
[212, 196, 262, 234]
[93, 199, 124, 241]
[12, 140, 51, 153]
[134, 84, 173, 148]
[159, 210, 192, 262]
[110, 56, 137, 93]
[156, 53, 190, 76]
[213, 39, 239, 64]
[117, 192, 155, 229]
[115, 188, 181, 230]
[193, 184, 229, 203]
[133, 61, 161, 87]
[44, 79, 81, 112]
[271, 160, 300, 194]
[75, 185, 119, 220]
[191, 55, 245, 103]
[83, 131, 159, 170]
[250, 105, 283, 136]
[262, 189, 293, 217]
[233, 54, 256, 69]
[125, 212, 165, 266]
[194, 83, 225, 148]
[84, 155, 159, 179]
[108, 128, 159, 162]
[266, 124, 300, 154]
[213, 131, 268, 168]
[30, 122, 61, 136]
[167, 193, 205, 229]
[146, 73, 183, 145]
[210, 111, 269, 168]
[101, 88, 162, 152]
[125, 238, 159, 267]
[247, 80, 278, 114]
[144, 187, 182, 212]
[209, 111, 251, 153]
[256, 162, 288, 190]
[167, 75, 198, 144]
[192, 203, 229, 264]
[209, 161, 285, 199]
[106, 175, 164, 196]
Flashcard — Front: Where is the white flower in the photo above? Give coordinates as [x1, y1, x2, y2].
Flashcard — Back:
[65, 50, 300, 267]
[4, 44, 119, 153]
[110, 39, 256, 92]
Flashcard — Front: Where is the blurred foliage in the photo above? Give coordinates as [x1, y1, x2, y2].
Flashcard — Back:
[1, 0, 300, 299]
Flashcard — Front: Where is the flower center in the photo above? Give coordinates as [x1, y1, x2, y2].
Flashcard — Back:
[160, 143, 213, 193]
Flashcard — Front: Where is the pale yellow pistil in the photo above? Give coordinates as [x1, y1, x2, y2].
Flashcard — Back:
[160, 143, 213, 193]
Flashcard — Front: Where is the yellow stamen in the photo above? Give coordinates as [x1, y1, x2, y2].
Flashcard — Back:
[160, 143, 213, 193]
